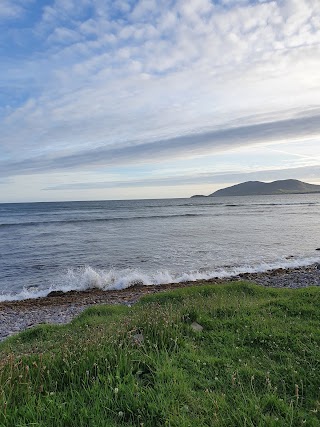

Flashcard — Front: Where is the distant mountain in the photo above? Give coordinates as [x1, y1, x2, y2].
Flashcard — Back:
[200, 180, 320, 197]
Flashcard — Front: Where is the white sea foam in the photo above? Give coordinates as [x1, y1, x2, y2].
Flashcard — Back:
[0, 256, 319, 302]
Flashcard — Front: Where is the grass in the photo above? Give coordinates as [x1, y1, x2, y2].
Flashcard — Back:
[1, 282, 320, 426]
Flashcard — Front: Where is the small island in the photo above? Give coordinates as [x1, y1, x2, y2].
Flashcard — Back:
[192, 179, 320, 198]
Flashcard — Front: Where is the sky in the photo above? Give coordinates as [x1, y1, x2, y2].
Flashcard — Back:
[0, 0, 320, 202]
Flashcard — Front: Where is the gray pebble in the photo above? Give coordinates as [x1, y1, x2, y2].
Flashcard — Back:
[1, 264, 320, 342]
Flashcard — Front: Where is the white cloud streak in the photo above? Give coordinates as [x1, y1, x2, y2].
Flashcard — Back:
[44, 164, 320, 191]
[1, 112, 320, 178]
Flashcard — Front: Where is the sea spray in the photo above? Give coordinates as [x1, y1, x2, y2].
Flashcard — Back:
[0, 255, 319, 302]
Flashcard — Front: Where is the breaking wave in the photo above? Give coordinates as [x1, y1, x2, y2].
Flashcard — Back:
[1, 256, 319, 302]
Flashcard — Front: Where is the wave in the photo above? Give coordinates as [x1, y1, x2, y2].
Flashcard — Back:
[0, 213, 202, 228]
[257, 202, 319, 207]
[1, 256, 319, 302]
[142, 202, 226, 208]
[225, 202, 319, 207]
[150, 201, 320, 209]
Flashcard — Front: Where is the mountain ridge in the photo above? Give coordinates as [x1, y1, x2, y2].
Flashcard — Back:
[191, 180, 320, 198]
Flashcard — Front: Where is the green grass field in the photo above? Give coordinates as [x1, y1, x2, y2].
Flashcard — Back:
[1, 282, 320, 426]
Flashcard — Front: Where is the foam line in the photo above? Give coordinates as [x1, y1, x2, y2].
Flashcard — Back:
[0, 256, 319, 302]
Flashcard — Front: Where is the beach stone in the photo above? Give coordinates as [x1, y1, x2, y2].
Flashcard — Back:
[191, 322, 203, 332]
[2, 263, 320, 342]
[47, 290, 66, 297]
[132, 333, 144, 345]
[271, 268, 284, 275]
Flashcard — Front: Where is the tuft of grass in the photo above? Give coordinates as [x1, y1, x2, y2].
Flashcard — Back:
[1, 282, 320, 426]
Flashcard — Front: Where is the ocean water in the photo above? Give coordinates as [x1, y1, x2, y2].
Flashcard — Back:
[0, 194, 319, 301]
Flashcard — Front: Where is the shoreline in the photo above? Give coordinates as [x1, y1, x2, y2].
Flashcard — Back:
[1, 263, 319, 342]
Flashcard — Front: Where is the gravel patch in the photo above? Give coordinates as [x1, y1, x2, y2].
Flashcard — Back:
[1, 264, 319, 342]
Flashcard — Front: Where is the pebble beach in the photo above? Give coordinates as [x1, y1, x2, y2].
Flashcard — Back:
[1, 263, 319, 342]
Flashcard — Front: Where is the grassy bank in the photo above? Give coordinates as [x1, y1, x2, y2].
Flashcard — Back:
[1, 282, 320, 426]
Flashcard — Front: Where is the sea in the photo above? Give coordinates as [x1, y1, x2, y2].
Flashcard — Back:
[0, 194, 319, 302]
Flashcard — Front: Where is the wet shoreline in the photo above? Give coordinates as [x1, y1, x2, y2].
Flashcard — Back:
[1, 263, 319, 342]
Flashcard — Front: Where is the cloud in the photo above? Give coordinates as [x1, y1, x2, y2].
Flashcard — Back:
[2, 20, 319, 154]
[1, 0, 320, 201]
[0, 0, 36, 23]
[44, 164, 320, 191]
[0, 1, 25, 20]
[1, 111, 320, 178]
